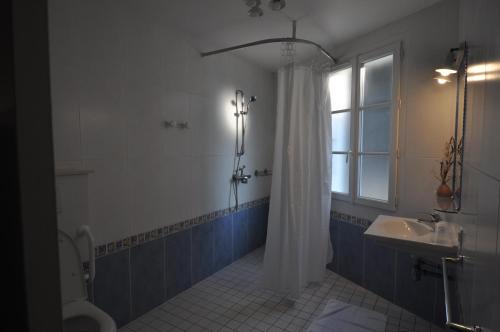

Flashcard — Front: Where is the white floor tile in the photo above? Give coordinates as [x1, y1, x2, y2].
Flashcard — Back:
[119, 247, 445, 332]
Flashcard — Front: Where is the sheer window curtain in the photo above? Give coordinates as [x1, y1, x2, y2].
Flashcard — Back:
[262, 64, 332, 299]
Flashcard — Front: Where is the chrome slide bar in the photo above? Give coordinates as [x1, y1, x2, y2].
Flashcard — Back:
[441, 256, 482, 332]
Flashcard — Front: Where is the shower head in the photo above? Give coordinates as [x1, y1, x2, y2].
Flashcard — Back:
[248, 6, 263, 17]
[245, 96, 257, 115]
[268, 0, 286, 11]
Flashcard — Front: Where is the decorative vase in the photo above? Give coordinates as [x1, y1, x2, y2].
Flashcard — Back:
[437, 182, 453, 197]
[436, 196, 453, 210]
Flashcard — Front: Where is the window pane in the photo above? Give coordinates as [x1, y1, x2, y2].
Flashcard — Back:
[359, 107, 391, 152]
[329, 67, 352, 111]
[358, 155, 389, 202]
[332, 154, 349, 194]
[360, 54, 393, 106]
[332, 112, 350, 151]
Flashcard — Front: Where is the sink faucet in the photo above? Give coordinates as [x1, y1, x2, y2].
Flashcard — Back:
[417, 212, 442, 231]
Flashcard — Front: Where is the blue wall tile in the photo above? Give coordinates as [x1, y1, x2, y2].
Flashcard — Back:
[262, 203, 270, 217]
[233, 209, 249, 259]
[337, 221, 365, 284]
[395, 251, 436, 323]
[93, 203, 270, 327]
[261, 203, 270, 243]
[165, 229, 192, 299]
[364, 237, 396, 301]
[213, 216, 233, 270]
[330, 217, 447, 326]
[327, 218, 339, 272]
[259, 204, 269, 245]
[248, 206, 267, 251]
[94, 250, 131, 327]
[435, 275, 446, 326]
[191, 222, 214, 284]
[130, 239, 165, 318]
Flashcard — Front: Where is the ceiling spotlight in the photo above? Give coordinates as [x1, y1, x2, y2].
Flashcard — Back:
[248, 5, 263, 17]
[245, 0, 260, 7]
[268, 0, 286, 11]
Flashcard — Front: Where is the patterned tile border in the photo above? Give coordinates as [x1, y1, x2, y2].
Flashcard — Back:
[330, 210, 373, 228]
[94, 197, 270, 258]
[94, 201, 372, 259]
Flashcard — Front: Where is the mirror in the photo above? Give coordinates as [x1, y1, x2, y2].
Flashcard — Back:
[435, 42, 468, 212]
[436, 42, 468, 212]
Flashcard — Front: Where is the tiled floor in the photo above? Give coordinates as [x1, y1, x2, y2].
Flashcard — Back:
[119, 248, 445, 332]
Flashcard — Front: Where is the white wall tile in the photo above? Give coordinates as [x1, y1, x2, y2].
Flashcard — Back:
[197, 155, 235, 214]
[55, 175, 91, 260]
[83, 158, 133, 244]
[469, 172, 499, 326]
[456, 1, 500, 330]
[397, 157, 443, 215]
[49, 0, 276, 245]
[56, 176, 89, 236]
[161, 91, 190, 156]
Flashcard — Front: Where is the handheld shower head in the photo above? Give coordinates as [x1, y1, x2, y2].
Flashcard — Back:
[244, 96, 257, 115]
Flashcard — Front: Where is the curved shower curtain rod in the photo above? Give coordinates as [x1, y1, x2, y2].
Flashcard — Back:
[200, 20, 336, 64]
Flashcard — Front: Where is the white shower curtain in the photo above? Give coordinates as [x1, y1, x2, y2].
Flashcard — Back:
[262, 65, 332, 299]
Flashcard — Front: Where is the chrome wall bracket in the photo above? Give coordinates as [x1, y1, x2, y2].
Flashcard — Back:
[164, 120, 189, 129]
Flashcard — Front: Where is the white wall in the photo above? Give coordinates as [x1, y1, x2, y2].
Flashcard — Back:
[49, 0, 276, 245]
[328, 0, 459, 220]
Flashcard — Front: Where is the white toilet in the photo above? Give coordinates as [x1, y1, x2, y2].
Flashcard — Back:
[58, 230, 116, 332]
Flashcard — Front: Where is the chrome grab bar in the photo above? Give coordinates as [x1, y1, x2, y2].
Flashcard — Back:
[254, 169, 272, 177]
[441, 256, 482, 332]
[77, 225, 96, 303]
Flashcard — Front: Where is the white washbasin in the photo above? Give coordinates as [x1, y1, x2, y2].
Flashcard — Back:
[376, 218, 433, 237]
[364, 215, 458, 258]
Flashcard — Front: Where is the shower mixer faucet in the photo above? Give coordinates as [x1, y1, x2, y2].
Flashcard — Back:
[233, 166, 252, 184]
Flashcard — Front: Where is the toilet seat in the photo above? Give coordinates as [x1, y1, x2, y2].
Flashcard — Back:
[58, 230, 116, 332]
[63, 300, 116, 332]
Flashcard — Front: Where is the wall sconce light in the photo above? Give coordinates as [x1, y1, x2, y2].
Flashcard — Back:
[434, 76, 452, 85]
[434, 46, 464, 84]
[435, 68, 457, 77]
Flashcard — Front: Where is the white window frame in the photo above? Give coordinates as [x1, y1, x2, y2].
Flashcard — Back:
[330, 60, 356, 200]
[331, 42, 401, 211]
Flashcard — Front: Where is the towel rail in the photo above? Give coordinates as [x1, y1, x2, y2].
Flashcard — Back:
[441, 256, 482, 332]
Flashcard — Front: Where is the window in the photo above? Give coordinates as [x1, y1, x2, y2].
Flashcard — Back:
[329, 44, 400, 210]
[330, 66, 352, 195]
